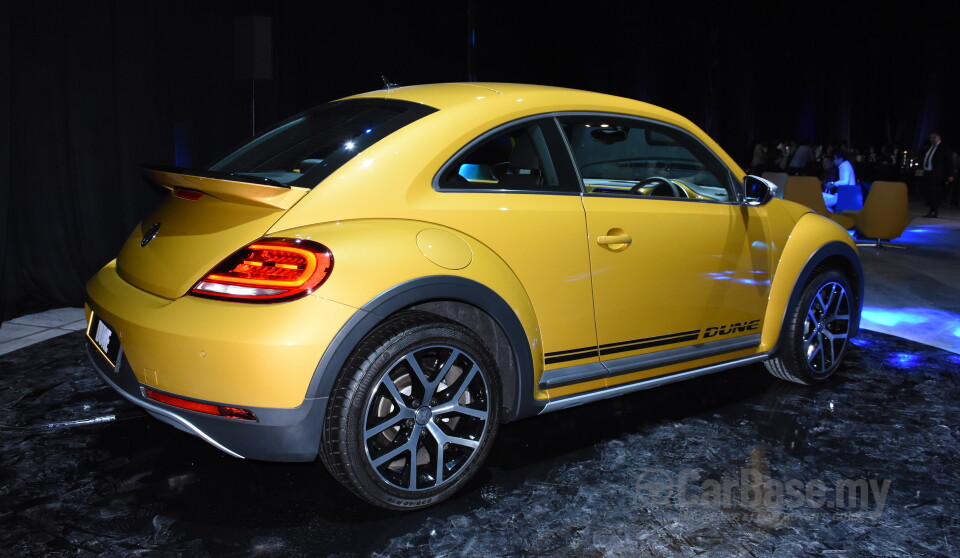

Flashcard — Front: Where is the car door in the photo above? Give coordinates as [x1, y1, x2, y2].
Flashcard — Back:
[434, 117, 600, 395]
[558, 115, 775, 386]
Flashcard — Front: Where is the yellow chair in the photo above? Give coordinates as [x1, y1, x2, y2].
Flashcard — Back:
[783, 176, 855, 229]
[841, 181, 911, 249]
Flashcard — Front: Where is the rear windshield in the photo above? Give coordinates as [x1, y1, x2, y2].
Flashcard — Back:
[208, 98, 437, 188]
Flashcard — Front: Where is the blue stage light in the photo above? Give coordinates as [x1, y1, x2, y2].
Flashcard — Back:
[886, 352, 919, 368]
[861, 307, 926, 328]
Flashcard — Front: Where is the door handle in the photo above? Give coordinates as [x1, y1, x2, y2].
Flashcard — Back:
[597, 235, 632, 246]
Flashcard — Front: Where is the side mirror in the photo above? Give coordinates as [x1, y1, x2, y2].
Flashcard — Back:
[743, 175, 777, 205]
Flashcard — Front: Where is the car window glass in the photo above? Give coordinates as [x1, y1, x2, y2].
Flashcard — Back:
[208, 99, 437, 188]
[559, 116, 736, 202]
[438, 120, 577, 192]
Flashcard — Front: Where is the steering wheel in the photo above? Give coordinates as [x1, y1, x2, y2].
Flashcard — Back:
[629, 176, 683, 197]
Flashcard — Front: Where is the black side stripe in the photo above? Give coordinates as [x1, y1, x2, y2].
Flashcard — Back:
[599, 330, 700, 356]
[545, 329, 701, 365]
[544, 347, 599, 365]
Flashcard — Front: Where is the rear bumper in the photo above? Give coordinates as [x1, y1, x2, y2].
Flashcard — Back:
[83, 260, 360, 461]
[86, 339, 326, 462]
[84, 260, 357, 408]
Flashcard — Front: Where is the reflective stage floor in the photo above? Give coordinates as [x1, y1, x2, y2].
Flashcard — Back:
[1, 328, 958, 557]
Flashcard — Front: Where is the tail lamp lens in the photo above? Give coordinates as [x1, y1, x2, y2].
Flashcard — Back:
[191, 238, 333, 302]
[174, 188, 204, 200]
[143, 388, 258, 421]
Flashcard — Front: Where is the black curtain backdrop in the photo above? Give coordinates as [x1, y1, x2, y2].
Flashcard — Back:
[1, 0, 10, 320]
[2, 1, 958, 321]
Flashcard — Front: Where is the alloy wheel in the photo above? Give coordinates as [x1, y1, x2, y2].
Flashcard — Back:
[362, 345, 491, 491]
[802, 281, 851, 373]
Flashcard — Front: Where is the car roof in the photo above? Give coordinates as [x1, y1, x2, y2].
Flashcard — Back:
[339, 82, 742, 178]
[341, 82, 687, 124]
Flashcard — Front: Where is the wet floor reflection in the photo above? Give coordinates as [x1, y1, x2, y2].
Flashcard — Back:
[1, 330, 958, 556]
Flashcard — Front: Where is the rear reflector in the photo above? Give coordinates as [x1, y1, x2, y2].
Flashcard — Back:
[190, 238, 333, 302]
[144, 388, 258, 421]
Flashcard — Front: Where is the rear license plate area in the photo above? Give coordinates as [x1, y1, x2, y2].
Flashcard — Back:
[87, 313, 121, 369]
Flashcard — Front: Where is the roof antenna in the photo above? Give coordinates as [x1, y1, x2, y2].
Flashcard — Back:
[382, 75, 398, 89]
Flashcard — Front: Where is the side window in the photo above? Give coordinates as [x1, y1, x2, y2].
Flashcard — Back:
[437, 119, 578, 192]
[559, 116, 736, 202]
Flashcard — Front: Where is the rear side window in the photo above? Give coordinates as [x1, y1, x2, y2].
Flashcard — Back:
[437, 118, 580, 193]
[208, 99, 436, 188]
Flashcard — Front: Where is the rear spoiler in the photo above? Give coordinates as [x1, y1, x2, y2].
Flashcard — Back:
[142, 165, 306, 210]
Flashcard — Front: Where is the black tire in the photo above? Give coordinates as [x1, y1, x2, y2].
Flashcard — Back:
[764, 268, 854, 385]
[321, 311, 501, 510]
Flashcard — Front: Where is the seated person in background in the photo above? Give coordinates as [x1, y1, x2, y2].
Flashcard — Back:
[820, 155, 839, 207]
[822, 150, 856, 209]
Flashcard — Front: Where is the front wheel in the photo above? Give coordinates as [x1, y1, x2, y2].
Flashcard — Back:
[764, 269, 853, 384]
[321, 311, 501, 510]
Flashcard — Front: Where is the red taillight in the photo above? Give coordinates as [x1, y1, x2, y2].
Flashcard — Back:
[190, 238, 333, 302]
[174, 188, 204, 200]
[143, 388, 258, 421]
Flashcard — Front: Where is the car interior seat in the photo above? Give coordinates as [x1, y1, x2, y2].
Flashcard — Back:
[498, 133, 543, 189]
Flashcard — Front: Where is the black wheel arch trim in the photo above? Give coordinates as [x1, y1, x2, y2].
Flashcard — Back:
[306, 275, 536, 430]
[772, 240, 863, 354]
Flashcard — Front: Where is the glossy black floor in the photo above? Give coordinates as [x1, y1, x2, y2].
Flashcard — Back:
[2, 329, 958, 557]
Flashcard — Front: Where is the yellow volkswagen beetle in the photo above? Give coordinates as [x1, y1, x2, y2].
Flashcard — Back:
[85, 83, 862, 510]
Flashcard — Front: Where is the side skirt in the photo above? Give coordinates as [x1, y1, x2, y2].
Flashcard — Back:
[540, 334, 761, 390]
[541, 353, 769, 414]
[538, 337, 768, 415]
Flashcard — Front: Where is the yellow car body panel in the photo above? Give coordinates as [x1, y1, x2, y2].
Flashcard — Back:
[115, 185, 308, 300]
[584, 198, 777, 357]
[86, 260, 356, 408]
[269, 218, 546, 374]
[269, 115, 601, 398]
[760, 208, 859, 350]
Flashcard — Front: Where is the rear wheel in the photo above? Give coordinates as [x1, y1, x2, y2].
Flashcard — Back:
[321, 311, 501, 510]
[765, 269, 853, 384]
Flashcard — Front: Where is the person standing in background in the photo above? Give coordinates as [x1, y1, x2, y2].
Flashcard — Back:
[949, 149, 960, 207]
[778, 140, 792, 171]
[921, 132, 954, 218]
[788, 138, 814, 175]
[750, 140, 768, 174]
